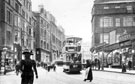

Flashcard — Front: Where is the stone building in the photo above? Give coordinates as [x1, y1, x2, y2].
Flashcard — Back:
[0, 0, 36, 71]
[91, 0, 135, 68]
[33, 6, 65, 63]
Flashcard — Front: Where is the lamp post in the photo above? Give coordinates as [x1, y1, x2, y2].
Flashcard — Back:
[102, 27, 104, 70]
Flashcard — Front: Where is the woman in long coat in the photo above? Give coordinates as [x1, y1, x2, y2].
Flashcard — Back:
[84, 60, 93, 82]
[20, 49, 38, 84]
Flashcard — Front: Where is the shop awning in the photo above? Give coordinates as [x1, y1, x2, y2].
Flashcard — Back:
[103, 43, 120, 52]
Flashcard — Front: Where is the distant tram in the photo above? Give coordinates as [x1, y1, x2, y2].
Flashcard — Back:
[62, 37, 82, 73]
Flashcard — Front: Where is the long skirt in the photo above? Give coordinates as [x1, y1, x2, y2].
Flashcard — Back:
[84, 67, 93, 81]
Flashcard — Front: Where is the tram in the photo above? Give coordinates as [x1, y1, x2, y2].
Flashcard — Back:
[62, 37, 82, 73]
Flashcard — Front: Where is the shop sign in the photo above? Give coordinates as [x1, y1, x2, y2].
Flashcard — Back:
[119, 34, 130, 42]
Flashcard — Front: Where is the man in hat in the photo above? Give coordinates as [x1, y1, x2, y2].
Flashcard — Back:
[20, 49, 38, 84]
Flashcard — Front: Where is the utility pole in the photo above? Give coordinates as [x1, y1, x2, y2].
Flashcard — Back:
[102, 27, 104, 70]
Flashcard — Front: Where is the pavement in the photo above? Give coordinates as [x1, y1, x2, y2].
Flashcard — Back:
[93, 67, 135, 75]
[1, 66, 135, 76]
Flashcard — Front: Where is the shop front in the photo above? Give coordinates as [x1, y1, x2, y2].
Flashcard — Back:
[0, 46, 15, 74]
[104, 43, 121, 68]
[119, 33, 134, 69]
[131, 34, 135, 70]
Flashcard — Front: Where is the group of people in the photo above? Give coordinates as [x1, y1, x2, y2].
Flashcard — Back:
[15, 49, 94, 84]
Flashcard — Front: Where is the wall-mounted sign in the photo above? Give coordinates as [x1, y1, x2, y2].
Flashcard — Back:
[119, 34, 130, 42]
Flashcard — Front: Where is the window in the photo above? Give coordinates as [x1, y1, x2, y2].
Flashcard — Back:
[15, 32, 18, 42]
[22, 10, 25, 18]
[123, 16, 133, 26]
[6, 31, 11, 44]
[26, 13, 28, 21]
[22, 38, 24, 46]
[116, 34, 120, 43]
[29, 28, 31, 35]
[6, 0, 10, 4]
[14, 15, 18, 26]
[41, 29, 43, 36]
[100, 17, 113, 28]
[23, 0, 25, 5]
[127, 6, 133, 13]
[44, 42, 46, 49]
[127, 6, 132, 11]
[7, 10, 10, 24]
[15, 3, 19, 12]
[47, 43, 49, 49]
[41, 19, 43, 24]
[6, 10, 13, 25]
[29, 17, 31, 24]
[41, 40, 43, 48]
[115, 6, 120, 9]
[104, 6, 109, 9]
[115, 18, 120, 27]
[100, 33, 109, 44]
[18, 17, 21, 27]
[22, 20, 25, 31]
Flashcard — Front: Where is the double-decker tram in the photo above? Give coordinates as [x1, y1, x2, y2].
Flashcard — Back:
[62, 37, 82, 73]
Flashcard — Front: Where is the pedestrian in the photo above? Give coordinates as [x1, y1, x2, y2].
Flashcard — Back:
[53, 64, 56, 71]
[20, 49, 38, 84]
[15, 61, 20, 75]
[97, 59, 100, 70]
[128, 60, 132, 70]
[122, 63, 126, 73]
[84, 60, 93, 82]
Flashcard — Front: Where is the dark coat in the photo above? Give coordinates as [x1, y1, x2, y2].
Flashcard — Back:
[87, 67, 93, 81]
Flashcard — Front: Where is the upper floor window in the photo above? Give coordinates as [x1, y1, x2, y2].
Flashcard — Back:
[104, 6, 109, 9]
[116, 34, 120, 43]
[6, 0, 11, 4]
[6, 31, 11, 44]
[6, 10, 13, 25]
[15, 3, 19, 13]
[14, 15, 18, 26]
[100, 17, 113, 28]
[115, 18, 120, 27]
[100, 33, 109, 44]
[41, 19, 43, 24]
[22, 10, 25, 18]
[127, 6, 133, 13]
[123, 16, 133, 26]
[115, 6, 120, 9]
[127, 6, 132, 10]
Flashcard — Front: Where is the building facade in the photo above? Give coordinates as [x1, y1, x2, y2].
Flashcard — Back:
[0, 0, 36, 71]
[91, 0, 135, 69]
[33, 6, 65, 63]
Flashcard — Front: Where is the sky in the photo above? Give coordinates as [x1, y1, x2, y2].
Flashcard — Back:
[32, 0, 94, 47]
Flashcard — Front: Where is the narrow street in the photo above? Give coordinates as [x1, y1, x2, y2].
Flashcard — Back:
[0, 67, 135, 84]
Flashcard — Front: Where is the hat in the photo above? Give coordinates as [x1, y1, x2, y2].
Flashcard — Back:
[22, 49, 33, 55]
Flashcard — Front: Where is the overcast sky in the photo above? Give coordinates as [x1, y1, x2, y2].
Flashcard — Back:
[32, 0, 94, 46]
